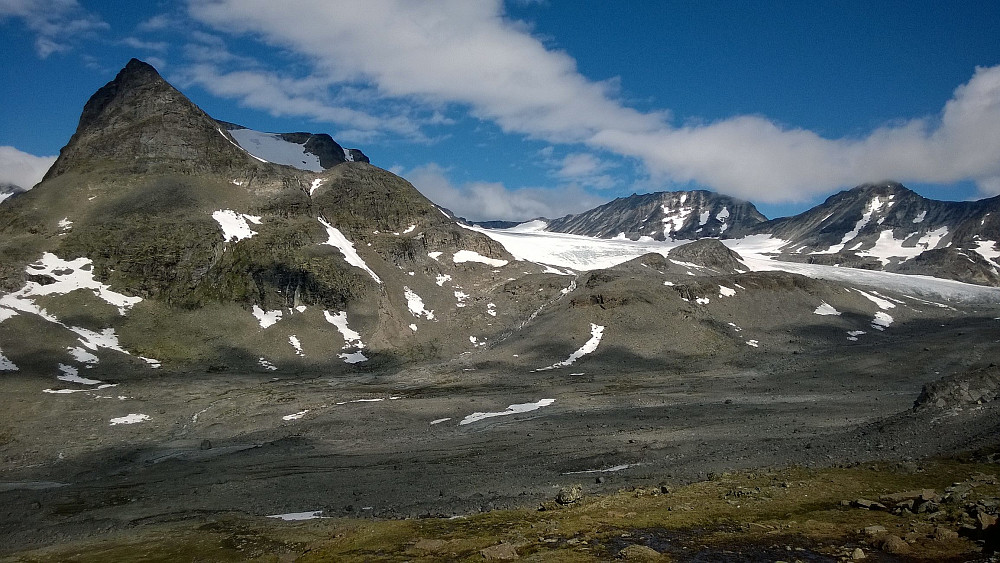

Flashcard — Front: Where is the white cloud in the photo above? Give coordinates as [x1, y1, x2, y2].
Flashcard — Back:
[553, 152, 616, 189]
[186, 1, 1000, 203]
[0, 0, 108, 58]
[405, 163, 603, 221]
[0, 146, 57, 189]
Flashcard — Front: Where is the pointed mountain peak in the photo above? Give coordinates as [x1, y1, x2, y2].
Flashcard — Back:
[44, 58, 251, 180]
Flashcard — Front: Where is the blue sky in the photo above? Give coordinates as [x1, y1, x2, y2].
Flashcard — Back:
[1, 1, 999, 220]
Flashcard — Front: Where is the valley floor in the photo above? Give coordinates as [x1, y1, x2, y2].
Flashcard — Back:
[1, 310, 1000, 559]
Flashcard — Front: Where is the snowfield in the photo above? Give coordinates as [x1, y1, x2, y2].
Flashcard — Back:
[228, 128, 324, 172]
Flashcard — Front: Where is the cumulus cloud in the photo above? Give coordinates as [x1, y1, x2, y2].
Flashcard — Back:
[0, 146, 57, 189]
[0, 0, 108, 58]
[405, 163, 604, 221]
[186, 1, 1000, 202]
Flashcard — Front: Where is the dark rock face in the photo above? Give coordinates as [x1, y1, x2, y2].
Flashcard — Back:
[545, 190, 766, 240]
[667, 239, 747, 274]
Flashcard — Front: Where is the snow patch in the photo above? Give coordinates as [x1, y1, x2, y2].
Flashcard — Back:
[718, 285, 736, 297]
[487, 303, 497, 317]
[427, 251, 443, 261]
[453, 250, 508, 267]
[4, 253, 142, 315]
[854, 289, 895, 310]
[68, 346, 99, 365]
[318, 218, 382, 283]
[268, 511, 324, 521]
[283, 410, 309, 421]
[430, 418, 451, 425]
[252, 305, 283, 328]
[535, 324, 604, 371]
[745, 340, 759, 347]
[110, 413, 149, 426]
[0, 349, 17, 371]
[289, 335, 304, 356]
[872, 311, 894, 330]
[212, 209, 261, 242]
[459, 399, 556, 425]
[57, 364, 103, 385]
[258, 357, 278, 371]
[309, 178, 323, 196]
[454, 290, 469, 307]
[912, 210, 927, 223]
[813, 302, 841, 316]
[228, 128, 323, 172]
[404, 287, 434, 320]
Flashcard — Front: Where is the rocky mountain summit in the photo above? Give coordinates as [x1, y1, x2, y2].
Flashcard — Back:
[0, 58, 521, 376]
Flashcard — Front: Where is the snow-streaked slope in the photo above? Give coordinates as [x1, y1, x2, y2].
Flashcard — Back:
[228, 128, 324, 172]
[476, 226, 1000, 303]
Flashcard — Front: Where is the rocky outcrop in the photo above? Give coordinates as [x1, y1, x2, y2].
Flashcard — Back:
[914, 364, 1000, 410]
[667, 239, 747, 274]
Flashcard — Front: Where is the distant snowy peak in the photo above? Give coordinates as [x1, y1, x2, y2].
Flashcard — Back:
[752, 182, 1000, 285]
[545, 190, 766, 241]
[218, 121, 369, 171]
[0, 183, 26, 205]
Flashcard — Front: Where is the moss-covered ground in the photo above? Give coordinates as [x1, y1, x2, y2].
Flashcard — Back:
[6, 457, 997, 562]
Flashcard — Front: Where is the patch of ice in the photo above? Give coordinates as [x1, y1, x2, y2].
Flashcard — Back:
[435, 274, 452, 286]
[258, 357, 278, 371]
[289, 335, 304, 356]
[282, 410, 309, 421]
[110, 413, 149, 425]
[318, 218, 382, 283]
[746, 340, 759, 347]
[268, 511, 324, 521]
[430, 418, 451, 425]
[459, 399, 556, 425]
[453, 250, 508, 267]
[404, 287, 434, 320]
[872, 311, 894, 330]
[212, 209, 261, 242]
[252, 305, 283, 328]
[813, 302, 841, 316]
[535, 324, 604, 371]
[228, 128, 323, 172]
[718, 285, 736, 297]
